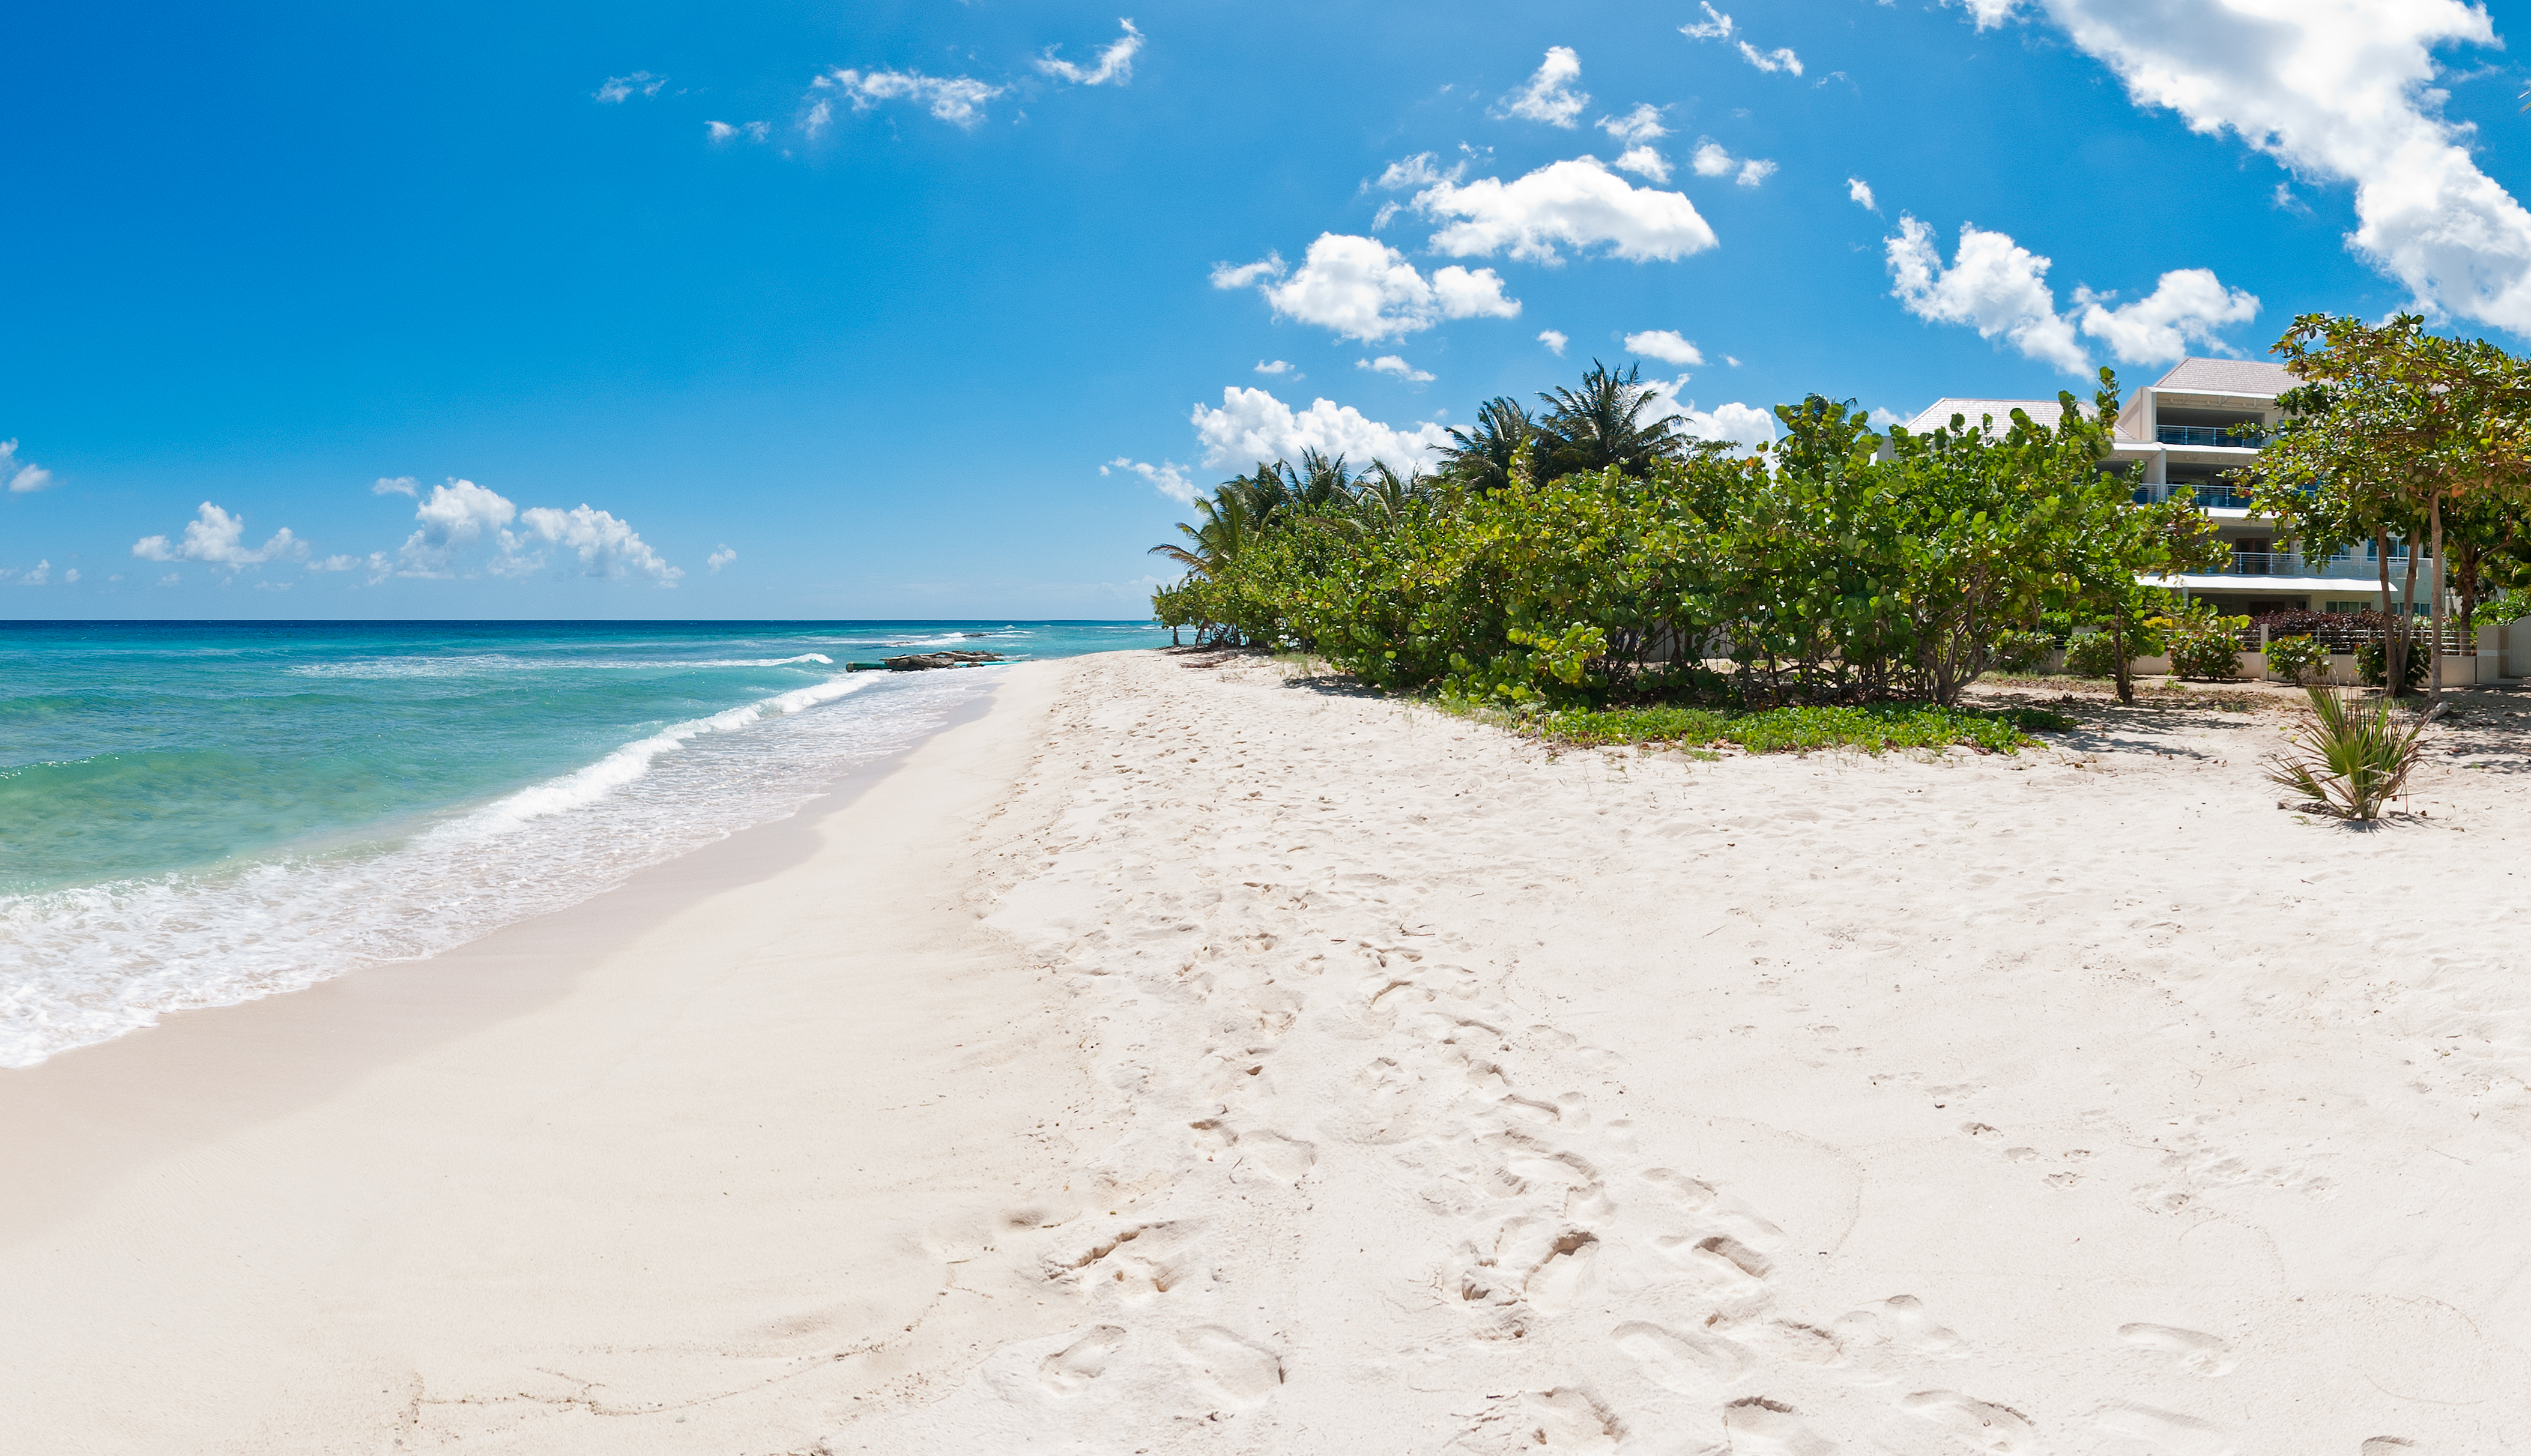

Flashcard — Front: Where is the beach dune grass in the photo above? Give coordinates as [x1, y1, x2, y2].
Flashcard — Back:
[1500, 701, 2075, 755]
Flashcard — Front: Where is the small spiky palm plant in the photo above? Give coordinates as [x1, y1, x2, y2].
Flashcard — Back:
[2264, 684, 2437, 820]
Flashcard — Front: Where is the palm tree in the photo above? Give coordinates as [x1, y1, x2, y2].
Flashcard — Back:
[1438, 397, 1537, 491]
[1537, 360, 1684, 478]
[1148, 488, 1259, 576]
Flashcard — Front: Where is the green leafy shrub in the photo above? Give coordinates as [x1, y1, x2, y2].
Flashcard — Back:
[2063, 632, 2127, 678]
[2262, 633, 2333, 684]
[2168, 633, 2243, 680]
[1989, 629, 2058, 674]
[2150, 599, 2249, 680]
[1519, 701, 2072, 755]
[2264, 685, 2433, 819]
[2356, 636, 2429, 690]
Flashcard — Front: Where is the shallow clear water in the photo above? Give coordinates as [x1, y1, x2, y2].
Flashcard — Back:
[0, 620, 1165, 1066]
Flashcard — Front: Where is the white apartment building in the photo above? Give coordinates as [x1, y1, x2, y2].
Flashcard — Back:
[1907, 357, 2433, 618]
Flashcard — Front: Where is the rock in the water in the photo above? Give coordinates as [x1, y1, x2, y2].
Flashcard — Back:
[880, 651, 1007, 671]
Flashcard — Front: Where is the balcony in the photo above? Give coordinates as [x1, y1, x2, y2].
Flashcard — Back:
[2158, 424, 2264, 447]
[2194, 551, 2434, 581]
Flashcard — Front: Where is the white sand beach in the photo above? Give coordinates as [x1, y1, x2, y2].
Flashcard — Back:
[5, 650, 2526, 1454]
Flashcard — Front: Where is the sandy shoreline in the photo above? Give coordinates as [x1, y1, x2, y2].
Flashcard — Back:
[7, 650, 2528, 1452]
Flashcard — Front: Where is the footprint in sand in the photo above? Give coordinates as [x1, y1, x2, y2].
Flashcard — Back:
[2117, 1323, 2238, 1377]
[1036, 1325, 1128, 1395]
[1175, 1325, 1283, 1407]
[2359, 1440, 2417, 1454]
[1613, 1321, 1748, 1394]
[1838, 1294, 1965, 1356]
[1233, 1129, 1316, 1181]
[1901, 1390, 2036, 1453]
[1523, 1231, 1601, 1315]
[2094, 1403, 2236, 1456]
[1451, 1388, 1622, 1454]
[1722, 1397, 1836, 1455]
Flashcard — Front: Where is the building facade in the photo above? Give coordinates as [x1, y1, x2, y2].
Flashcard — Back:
[1906, 357, 2436, 618]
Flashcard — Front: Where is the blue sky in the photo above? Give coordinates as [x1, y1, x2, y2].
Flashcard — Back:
[5, 0, 2529, 619]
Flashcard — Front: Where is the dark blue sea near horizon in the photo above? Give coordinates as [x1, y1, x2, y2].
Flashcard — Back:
[0, 620, 1169, 1067]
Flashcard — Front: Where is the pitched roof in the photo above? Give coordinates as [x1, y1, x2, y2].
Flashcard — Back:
[1902, 397, 2069, 434]
[2153, 357, 2294, 395]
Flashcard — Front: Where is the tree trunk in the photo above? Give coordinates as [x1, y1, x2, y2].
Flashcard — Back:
[2430, 492, 2447, 709]
[2375, 528, 2396, 694]
[2112, 617, 2135, 706]
[2398, 543, 2421, 698]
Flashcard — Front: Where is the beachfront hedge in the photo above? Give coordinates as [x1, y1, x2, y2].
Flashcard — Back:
[1156, 373, 2222, 710]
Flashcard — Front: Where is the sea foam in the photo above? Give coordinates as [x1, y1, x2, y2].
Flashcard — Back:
[0, 668, 972, 1068]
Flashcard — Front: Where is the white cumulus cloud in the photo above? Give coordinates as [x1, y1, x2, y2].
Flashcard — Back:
[132, 503, 310, 569]
[1225, 233, 1519, 342]
[1640, 376, 1778, 455]
[1036, 19, 1143, 85]
[392, 479, 516, 576]
[1887, 214, 2259, 372]
[1359, 355, 1436, 383]
[1538, 330, 1568, 355]
[1412, 157, 1718, 264]
[594, 72, 666, 104]
[2006, 0, 2531, 332]
[1254, 359, 1296, 376]
[2075, 269, 2262, 364]
[1625, 330, 1705, 366]
[512, 505, 683, 584]
[1612, 147, 1671, 183]
[1103, 457, 1197, 504]
[1190, 387, 1451, 472]
[372, 476, 419, 496]
[708, 545, 737, 572]
[1, 439, 55, 493]
[1847, 177, 1879, 211]
[13, 560, 50, 586]
[1887, 215, 2089, 373]
[811, 68, 1003, 130]
[1690, 141, 1774, 187]
[1498, 46, 1588, 128]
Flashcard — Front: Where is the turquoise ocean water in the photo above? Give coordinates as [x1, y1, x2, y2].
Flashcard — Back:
[0, 621, 1166, 1066]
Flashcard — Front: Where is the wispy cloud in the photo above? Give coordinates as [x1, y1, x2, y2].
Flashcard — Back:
[1680, 6, 1802, 76]
[1847, 177, 1879, 212]
[594, 72, 667, 104]
[1358, 355, 1436, 383]
[708, 545, 738, 573]
[706, 120, 770, 143]
[810, 68, 1005, 131]
[1102, 456, 1196, 504]
[1036, 19, 1144, 86]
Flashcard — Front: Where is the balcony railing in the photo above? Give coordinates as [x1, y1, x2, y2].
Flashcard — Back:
[2158, 424, 2265, 447]
[2194, 551, 2436, 581]
[2131, 483, 2261, 509]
